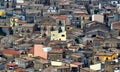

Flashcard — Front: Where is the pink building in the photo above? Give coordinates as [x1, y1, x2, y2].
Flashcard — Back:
[34, 44, 48, 59]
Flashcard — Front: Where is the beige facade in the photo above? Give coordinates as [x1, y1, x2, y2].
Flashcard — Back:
[50, 30, 66, 41]
[92, 14, 104, 23]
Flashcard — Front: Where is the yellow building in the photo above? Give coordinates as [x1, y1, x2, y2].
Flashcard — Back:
[27, 47, 34, 57]
[51, 30, 66, 41]
[51, 27, 66, 41]
[0, 10, 6, 16]
[28, 53, 34, 57]
[94, 52, 117, 62]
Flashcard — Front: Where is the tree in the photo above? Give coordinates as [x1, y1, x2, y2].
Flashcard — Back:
[75, 37, 79, 44]
[94, 9, 99, 14]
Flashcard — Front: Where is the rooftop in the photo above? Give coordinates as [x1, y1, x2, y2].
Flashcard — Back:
[2, 49, 20, 55]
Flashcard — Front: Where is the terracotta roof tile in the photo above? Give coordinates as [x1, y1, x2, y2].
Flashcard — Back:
[14, 68, 26, 72]
[3, 49, 20, 55]
[7, 63, 18, 66]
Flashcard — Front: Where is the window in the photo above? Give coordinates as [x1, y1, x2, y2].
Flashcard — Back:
[106, 58, 108, 61]
[96, 57, 100, 61]
[53, 34, 55, 36]
[61, 34, 65, 37]
[117, 43, 120, 49]
[19, 24, 22, 26]
[119, 31, 120, 36]
[58, 21, 62, 26]
[76, 17, 79, 20]
[62, 5, 64, 9]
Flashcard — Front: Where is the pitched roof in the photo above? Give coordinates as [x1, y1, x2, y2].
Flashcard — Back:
[7, 63, 18, 67]
[111, 21, 120, 30]
[56, 15, 67, 20]
[3, 49, 20, 55]
[14, 68, 26, 72]
[95, 52, 116, 56]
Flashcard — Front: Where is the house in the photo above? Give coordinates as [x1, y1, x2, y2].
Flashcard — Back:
[71, 15, 81, 28]
[48, 48, 66, 61]
[47, 6, 58, 14]
[34, 44, 49, 59]
[0, 9, 6, 17]
[10, 17, 19, 27]
[72, 10, 89, 29]
[0, 62, 6, 70]
[80, 13, 89, 29]
[68, 45, 80, 52]
[34, 58, 50, 71]
[50, 28, 66, 41]
[103, 37, 120, 49]
[40, 17, 58, 37]
[92, 14, 104, 23]
[58, 0, 71, 9]
[2, 49, 20, 58]
[28, 47, 34, 57]
[13, 24, 35, 36]
[55, 15, 70, 25]
[70, 62, 83, 72]
[50, 17, 66, 41]
[1, 35, 17, 48]
[70, 53, 84, 62]
[85, 21, 110, 38]
[94, 51, 117, 62]
[14, 68, 26, 72]
[13, 38, 24, 45]
[90, 63, 105, 71]
[92, 37, 104, 48]
[15, 57, 34, 68]
[43, 65, 70, 72]
[5, 63, 18, 72]
[80, 67, 96, 72]
[111, 21, 120, 37]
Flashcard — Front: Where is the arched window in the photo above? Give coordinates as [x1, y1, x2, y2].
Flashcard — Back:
[50, 26, 54, 31]
[58, 21, 62, 26]
[58, 27, 62, 33]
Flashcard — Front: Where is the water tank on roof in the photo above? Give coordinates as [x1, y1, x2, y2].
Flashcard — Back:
[43, 47, 52, 52]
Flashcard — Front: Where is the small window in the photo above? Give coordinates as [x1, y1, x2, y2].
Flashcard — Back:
[61, 34, 65, 37]
[76, 17, 79, 20]
[53, 34, 55, 36]
[106, 58, 108, 61]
